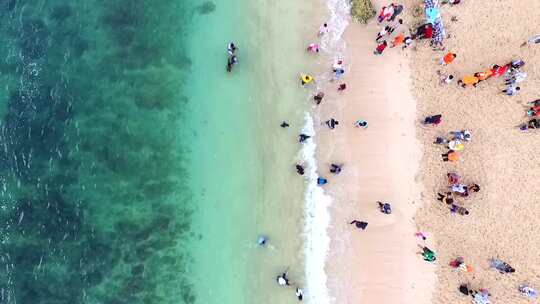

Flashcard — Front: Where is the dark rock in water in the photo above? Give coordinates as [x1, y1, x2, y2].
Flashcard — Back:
[0, 0, 17, 12]
[20, 18, 49, 59]
[197, 1, 216, 14]
[50, 5, 73, 22]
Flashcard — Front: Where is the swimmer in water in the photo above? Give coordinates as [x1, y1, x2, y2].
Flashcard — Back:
[296, 164, 305, 175]
[227, 42, 237, 55]
[257, 235, 268, 247]
[295, 288, 304, 301]
[277, 272, 290, 286]
[280, 121, 290, 128]
[299, 134, 311, 143]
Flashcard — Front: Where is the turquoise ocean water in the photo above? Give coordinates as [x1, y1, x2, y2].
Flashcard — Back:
[0, 0, 321, 303]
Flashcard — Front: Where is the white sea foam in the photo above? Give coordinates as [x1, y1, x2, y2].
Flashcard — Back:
[301, 113, 333, 304]
[303, 0, 350, 303]
[320, 0, 350, 57]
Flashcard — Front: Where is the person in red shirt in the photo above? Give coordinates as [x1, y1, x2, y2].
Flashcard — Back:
[412, 23, 433, 40]
[491, 64, 510, 77]
[374, 40, 388, 55]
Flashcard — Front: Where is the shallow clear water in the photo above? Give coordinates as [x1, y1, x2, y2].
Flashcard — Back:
[0, 0, 320, 303]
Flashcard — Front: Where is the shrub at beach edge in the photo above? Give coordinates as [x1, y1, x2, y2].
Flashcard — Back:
[351, 0, 376, 23]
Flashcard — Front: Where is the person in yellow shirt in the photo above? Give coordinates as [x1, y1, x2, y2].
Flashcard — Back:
[457, 75, 479, 88]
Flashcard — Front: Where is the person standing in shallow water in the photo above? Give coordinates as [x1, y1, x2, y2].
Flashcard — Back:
[314, 92, 324, 105]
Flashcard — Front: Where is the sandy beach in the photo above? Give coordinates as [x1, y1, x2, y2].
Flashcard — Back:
[320, 0, 540, 303]
[317, 0, 434, 302]
[403, 0, 540, 302]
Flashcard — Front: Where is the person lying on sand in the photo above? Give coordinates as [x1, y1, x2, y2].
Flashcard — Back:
[502, 85, 520, 96]
[519, 118, 540, 131]
[458, 75, 479, 88]
[423, 114, 442, 126]
[490, 258, 515, 274]
[449, 203, 469, 215]
[474, 70, 493, 83]
[437, 192, 454, 205]
[412, 23, 433, 40]
[450, 130, 472, 141]
[442, 151, 459, 162]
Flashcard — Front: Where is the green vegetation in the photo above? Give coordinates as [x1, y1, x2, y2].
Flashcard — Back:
[351, 0, 376, 23]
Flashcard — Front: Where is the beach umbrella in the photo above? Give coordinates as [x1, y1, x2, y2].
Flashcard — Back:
[426, 7, 440, 23]
[432, 20, 445, 45]
[424, 0, 437, 9]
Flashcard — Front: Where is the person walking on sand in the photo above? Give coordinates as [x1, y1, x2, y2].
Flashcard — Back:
[355, 119, 368, 128]
[440, 52, 457, 65]
[374, 41, 388, 55]
[502, 85, 520, 96]
[314, 92, 325, 105]
[350, 220, 368, 230]
[325, 118, 339, 129]
[338, 83, 347, 91]
[419, 246, 436, 262]
[378, 201, 392, 214]
[330, 163, 342, 174]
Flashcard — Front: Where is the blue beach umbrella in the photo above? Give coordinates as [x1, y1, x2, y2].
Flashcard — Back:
[426, 7, 440, 23]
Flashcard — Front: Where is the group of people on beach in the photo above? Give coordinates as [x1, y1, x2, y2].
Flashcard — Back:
[408, 1, 540, 302]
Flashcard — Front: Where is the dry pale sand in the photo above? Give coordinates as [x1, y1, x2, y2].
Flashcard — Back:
[315, 0, 434, 303]
[319, 0, 540, 303]
[399, 0, 540, 303]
